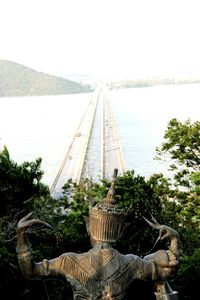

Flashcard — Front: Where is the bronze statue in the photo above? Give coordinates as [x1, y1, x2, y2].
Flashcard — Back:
[17, 169, 182, 299]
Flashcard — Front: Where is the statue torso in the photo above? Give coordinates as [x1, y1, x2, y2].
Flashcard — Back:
[56, 247, 141, 300]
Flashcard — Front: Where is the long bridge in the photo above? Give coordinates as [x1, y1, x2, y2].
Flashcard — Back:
[50, 88, 125, 199]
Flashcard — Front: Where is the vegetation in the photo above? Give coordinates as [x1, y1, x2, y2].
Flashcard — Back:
[156, 118, 200, 188]
[0, 60, 92, 97]
[0, 118, 199, 299]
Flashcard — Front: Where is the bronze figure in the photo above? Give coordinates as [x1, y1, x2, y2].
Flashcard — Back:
[17, 169, 182, 299]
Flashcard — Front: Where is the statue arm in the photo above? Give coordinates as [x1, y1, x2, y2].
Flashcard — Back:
[143, 249, 180, 281]
[129, 225, 182, 281]
[17, 223, 34, 279]
[143, 225, 182, 280]
[129, 254, 177, 282]
[17, 213, 57, 280]
[142, 217, 183, 279]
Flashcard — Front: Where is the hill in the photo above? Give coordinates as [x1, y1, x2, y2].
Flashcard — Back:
[0, 60, 92, 96]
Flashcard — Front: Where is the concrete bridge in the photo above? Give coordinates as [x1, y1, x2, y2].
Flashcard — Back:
[50, 88, 125, 199]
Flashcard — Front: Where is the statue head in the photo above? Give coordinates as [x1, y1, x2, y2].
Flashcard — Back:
[86, 169, 128, 246]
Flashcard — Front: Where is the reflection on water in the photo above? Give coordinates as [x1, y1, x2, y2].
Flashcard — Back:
[0, 84, 199, 186]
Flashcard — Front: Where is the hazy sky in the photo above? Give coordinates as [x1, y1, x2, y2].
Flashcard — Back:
[0, 0, 200, 77]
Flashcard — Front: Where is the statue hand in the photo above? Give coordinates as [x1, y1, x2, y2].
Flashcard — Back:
[17, 212, 52, 233]
[145, 250, 179, 267]
[143, 215, 179, 242]
[144, 215, 182, 280]
[145, 250, 179, 280]
[156, 263, 178, 280]
[158, 225, 179, 241]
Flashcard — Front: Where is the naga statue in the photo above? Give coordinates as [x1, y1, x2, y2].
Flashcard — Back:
[17, 169, 182, 299]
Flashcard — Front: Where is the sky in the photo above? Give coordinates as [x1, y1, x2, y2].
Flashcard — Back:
[0, 0, 200, 77]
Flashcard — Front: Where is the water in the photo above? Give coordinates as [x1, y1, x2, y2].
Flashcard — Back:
[110, 84, 200, 178]
[0, 84, 200, 186]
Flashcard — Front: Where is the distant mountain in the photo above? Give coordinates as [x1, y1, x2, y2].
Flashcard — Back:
[0, 60, 92, 97]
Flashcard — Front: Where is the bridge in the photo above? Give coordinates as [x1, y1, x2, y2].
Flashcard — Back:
[50, 88, 125, 199]
[101, 92, 125, 179]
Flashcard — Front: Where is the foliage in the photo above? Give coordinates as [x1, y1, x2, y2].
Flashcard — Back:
[154, 119, 200, 255]
[0, 147, 51, 299]
[155, 118, 200, 188]
[0, 146, 49, 217]
[175, 248, 200, 300]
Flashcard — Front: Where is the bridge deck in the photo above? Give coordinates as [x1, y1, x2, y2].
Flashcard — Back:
[101, 94, 125, 179]
[50, 89, 125, 199]
[50, 95, 98, 199]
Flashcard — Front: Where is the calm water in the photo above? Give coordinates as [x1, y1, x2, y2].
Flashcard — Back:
[0, 84, 200, 186]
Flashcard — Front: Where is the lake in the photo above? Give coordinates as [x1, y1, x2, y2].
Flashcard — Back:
[0, 83, 200, 187]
